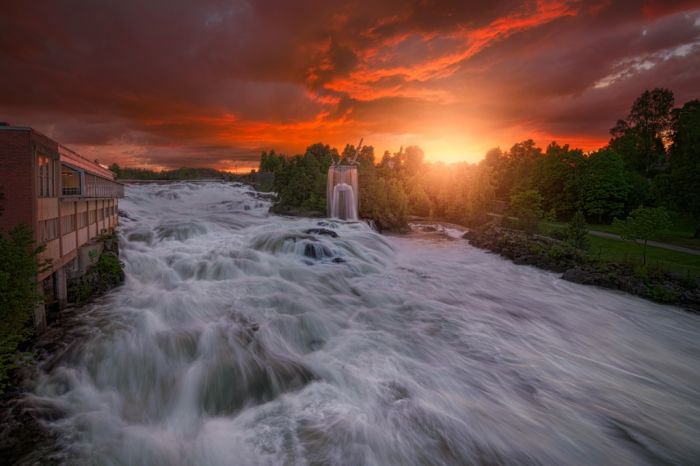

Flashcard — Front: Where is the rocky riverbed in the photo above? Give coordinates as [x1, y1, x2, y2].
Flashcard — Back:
[463, 224, 700, 312]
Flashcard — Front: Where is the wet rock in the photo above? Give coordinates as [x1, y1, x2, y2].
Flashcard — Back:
[562, 267, 594, 285]
[155, 222, 207, 241]
[199, 346, 316, 416]
[384, 381, 410, 401]
[118, 210, 135, 221]
[303, 228, 339, 238]
[303, 243, 333, 260]
[0, 398, 62, 465]
[127, 231, 153, 243]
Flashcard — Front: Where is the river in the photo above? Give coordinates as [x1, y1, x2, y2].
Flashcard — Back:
[29, 182, 700, 465]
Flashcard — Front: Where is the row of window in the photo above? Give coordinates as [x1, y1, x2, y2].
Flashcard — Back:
[83, 173, 124, 198]
[36, 155, 123, 198]
[39, 206, 118, 241]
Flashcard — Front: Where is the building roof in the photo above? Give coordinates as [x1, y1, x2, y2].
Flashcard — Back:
[0, 123, 116, 180]
[59, 145, 115, 180]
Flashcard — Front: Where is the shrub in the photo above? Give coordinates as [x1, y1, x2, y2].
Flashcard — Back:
[97, 252, 125, 287]
[649, 285, 677, 303]
[632, 265, 649, 281]
[0, 225, 45, 393]
[566, 210, 589, 250]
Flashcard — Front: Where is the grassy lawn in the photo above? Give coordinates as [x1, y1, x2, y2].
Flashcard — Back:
[537, 220, 700, 278]
[587, 235, 700, 278]
[589, 235, 700, 277]
[540, 213, 700, 251]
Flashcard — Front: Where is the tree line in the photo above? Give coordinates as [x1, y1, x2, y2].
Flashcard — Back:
[260, 88, 700, 236]
[108, 165, 231, 181]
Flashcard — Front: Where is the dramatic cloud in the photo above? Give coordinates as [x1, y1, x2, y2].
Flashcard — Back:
[1, 0, 699, 169]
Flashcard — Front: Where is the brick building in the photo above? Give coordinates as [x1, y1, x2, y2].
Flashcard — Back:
[0, 124, 124, 328]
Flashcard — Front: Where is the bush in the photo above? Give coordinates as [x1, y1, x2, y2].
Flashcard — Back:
[96, 252, 125, 288]
[0, 225, 45, 393]
[632, 265, 649, 281]
[649, 285, 677, 303]
[566, 210, 589, 250]
[547, 243, 576, 260]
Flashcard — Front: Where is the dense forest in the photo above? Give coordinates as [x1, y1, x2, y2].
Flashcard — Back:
[260, 88, 700, 236]
[108, 165, 231, 181]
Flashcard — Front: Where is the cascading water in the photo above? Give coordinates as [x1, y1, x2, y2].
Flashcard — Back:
[26, 182, 700, 465]
[326, 165, 358, 220]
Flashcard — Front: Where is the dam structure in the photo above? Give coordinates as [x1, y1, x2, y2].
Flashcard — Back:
[326, 164, 358, 220]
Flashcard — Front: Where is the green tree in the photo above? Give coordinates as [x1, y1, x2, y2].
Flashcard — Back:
[614, 207, 671, 265]
[566, 210, 589, 250]
[408, 184, 431, 217]
[531, 142, 584, 218]
[0, 225, 45, 393]
[482, 147, 509, 199]
[578, 148, 629, 223]
[108, 163, 122, 178]
[482, 141, 542, 199]
[610, 88, 674, 176]
[403, 146, 425, 175]
[259, 150, 286, 173]
[510, 189, 543, 233]
[272, 143, 335, 213]
[668, 99, 700, 237]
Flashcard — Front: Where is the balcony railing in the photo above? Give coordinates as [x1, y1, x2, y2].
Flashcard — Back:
[62, 186, 81, 196]
[60, 175, 124, 198]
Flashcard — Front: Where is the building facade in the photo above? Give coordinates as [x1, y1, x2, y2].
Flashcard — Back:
[0, 124, 124, 328]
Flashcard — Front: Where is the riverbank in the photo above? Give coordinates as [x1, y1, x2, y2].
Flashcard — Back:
[0, 303, 94, 465]
[463, 224, 700, 312]
[0, 235, 125, 464]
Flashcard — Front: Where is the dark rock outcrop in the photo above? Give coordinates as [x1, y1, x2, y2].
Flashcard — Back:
[463, 225, 582, 273]
[303, 228, 339, 238]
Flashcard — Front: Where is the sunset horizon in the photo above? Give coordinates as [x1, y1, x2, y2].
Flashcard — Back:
[3, 1, 699, 171]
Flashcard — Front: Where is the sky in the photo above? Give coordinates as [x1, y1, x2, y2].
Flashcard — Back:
[1, 0, 699, 172]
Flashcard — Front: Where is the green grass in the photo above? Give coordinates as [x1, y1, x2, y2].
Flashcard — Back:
[540, 214, 700, 251]
[587, 235, 700, 278]
[537, 219, 700, 278]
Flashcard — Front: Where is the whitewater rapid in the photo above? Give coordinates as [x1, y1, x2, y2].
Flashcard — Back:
[30, 182, 700, 465]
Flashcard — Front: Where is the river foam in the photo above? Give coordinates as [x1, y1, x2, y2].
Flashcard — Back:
[30, 182, 700, 465]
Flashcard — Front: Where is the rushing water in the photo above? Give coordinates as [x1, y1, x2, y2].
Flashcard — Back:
[30, 182, 700, 465]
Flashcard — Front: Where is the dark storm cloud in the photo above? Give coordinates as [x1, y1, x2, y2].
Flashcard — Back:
[0, 0, 699, 167]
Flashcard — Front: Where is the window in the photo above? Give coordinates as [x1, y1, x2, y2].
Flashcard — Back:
[77, 211, 88, 229]
[37, 155, 54, 197]
[62, 165, 82, 196]
[40, 218, 59, 242]
[61, 214, 76, 233]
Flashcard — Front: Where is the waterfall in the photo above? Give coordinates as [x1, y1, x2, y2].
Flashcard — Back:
[23, 182, 700, 465]
[327, 165, 358, 220]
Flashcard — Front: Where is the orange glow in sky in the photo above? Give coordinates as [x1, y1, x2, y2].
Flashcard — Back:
[1, 1, 699, 170]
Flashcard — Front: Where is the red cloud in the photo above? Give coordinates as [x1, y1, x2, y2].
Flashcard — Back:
[0, 0, 698, 169]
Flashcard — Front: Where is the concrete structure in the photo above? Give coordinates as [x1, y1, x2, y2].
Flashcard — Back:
[0, 124, 124, 329]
